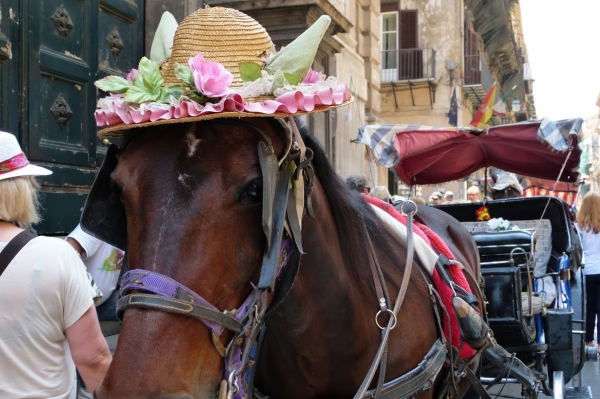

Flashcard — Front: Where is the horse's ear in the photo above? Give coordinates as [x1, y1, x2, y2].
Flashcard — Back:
[80, 144, 128, 251]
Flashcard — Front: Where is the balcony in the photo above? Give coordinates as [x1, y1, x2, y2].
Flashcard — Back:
[380, 48, 436, 83]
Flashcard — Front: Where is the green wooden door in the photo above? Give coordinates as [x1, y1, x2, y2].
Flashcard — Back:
[0, 0, 20, 136]
[20, 0, 143, 234]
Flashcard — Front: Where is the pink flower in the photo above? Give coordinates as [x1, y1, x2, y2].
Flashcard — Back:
[302, 68, 324, 84]
[126, 69, 139, 82]
[189, 54, 233, 97]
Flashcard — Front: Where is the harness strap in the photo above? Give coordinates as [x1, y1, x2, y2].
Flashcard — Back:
[253, 339, 448, 399]
[116, 294, 243, 333]
[434, 345, 490, 399]
[363, 339, 447, 399]
[353, 201, 419, 399]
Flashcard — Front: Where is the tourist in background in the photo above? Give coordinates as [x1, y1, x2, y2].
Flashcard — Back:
[0, 131, 111, 397]
[576, 192, 600, 355]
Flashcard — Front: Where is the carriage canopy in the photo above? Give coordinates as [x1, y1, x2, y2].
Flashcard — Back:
[357, 118, 584, 185]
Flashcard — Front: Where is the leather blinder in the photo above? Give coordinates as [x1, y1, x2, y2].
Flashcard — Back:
[80, 144, 128, 251]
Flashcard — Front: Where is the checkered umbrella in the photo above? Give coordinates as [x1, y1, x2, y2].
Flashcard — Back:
[357, 117, 583, 185]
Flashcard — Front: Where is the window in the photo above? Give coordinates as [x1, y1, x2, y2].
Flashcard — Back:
[381, 12, 398, 73]
[381, 10, 422, 81]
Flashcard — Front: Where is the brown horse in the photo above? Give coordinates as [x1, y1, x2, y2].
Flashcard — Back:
[93, 117, 480, 399]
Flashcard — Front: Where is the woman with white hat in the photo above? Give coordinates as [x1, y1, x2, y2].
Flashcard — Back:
[0, 132, 111, 397]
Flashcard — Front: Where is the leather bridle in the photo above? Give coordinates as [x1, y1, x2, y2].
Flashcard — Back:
[114, 117, 313, 398]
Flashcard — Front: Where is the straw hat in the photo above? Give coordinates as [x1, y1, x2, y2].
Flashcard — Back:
[0, 132, 52, 181]
[160, 7, 274, 91]
[94, 7, 353, 137]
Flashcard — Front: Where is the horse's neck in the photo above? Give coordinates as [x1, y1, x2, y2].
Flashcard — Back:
[258, 189, 384, 395]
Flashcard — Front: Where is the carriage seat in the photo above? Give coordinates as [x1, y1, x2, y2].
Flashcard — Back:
[462, 220, 553, 277]
[471, 230, 532, 269]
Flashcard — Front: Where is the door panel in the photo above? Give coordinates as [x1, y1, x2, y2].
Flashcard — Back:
[0, 0, 19, 135]
[21, 0, 143, 234]
[27, 1, 96, 166]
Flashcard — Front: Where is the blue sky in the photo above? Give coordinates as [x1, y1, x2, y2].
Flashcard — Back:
[520, 0, 600, 120]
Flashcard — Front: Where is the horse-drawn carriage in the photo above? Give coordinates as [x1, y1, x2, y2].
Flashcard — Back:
[359, 118, 593, 398]
[78, 6, 593, 399]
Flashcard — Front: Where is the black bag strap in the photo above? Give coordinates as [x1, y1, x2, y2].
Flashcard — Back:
[0, 229, 38, 277]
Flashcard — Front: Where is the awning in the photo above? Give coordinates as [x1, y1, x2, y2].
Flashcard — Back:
[356, 118, 583, 185]
[523, 177, 580, 206]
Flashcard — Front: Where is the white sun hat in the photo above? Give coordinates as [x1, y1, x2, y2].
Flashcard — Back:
[0, 131, 52, 181]
[492, 173, 523, 194]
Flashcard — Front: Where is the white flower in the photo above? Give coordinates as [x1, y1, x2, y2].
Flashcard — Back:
[487, 217, 512, 231]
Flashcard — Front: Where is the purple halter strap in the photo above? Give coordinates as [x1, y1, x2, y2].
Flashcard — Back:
[119, 236, 294, 337]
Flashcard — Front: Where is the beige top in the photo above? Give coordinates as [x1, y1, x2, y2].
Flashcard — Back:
[0, 236, 93, 399]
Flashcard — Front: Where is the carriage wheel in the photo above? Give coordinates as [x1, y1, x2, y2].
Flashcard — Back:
[552, 371, 564, 399]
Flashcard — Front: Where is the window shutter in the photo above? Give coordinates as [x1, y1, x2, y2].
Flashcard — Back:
[464, 24, 481, 85]
[399, 11, 417, 49]
[398, 11, 421, 79]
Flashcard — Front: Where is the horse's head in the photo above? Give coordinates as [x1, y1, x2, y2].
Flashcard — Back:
[95, 118, 292, 398]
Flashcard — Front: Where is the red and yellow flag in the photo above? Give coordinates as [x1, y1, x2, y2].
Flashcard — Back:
[469, 83, 497, 128]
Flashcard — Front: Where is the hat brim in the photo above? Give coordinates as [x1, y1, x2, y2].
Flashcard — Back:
[97, 98, 353, 138]
[492, 183, 523, 194]
[0, 164, 52, 181]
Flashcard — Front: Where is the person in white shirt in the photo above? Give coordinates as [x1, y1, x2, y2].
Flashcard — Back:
[576, 192, 600, 354]
[67, 224, 124, 322]
[0, 131, 111, 397]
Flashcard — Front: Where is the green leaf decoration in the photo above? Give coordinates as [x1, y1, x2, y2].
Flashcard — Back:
[149, 12, 178, 65]
[284, 72, 301, 86]
[175, 64, 195, 87]
[266, 15, 331, 83]
[94, 76, 131, 94]
[163, 85, 184, 99]
[123, 86, 156, 104]
[239, 62, 262, 82]
[133, 73, 146, 89]
[138, 57, 163, 95]
[182, 90, 207, 104]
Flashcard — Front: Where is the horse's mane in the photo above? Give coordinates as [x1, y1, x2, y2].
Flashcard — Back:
[296, 122, 405, 290]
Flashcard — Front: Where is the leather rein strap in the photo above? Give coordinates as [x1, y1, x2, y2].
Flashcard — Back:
[353, 200, 419, 399]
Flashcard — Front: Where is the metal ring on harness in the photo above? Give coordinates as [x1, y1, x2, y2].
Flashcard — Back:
[375, 309, 397, 330]
[400, 200, 418, 217]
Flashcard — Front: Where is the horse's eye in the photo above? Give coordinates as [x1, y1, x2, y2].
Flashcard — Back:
[239, 179, 263, 204]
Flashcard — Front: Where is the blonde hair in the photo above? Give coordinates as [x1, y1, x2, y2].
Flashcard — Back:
[0, 176, 41, 225]
[466, 186, 480, 195]
[577, 192, 600, 234]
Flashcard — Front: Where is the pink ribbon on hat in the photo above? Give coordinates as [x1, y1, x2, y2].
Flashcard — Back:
[0, 153, 29, 175]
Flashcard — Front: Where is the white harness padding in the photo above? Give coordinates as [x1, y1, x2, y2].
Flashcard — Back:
[370, 204, 437, 275]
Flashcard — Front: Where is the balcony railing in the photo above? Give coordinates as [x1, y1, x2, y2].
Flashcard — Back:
[464, 54, 482, 85]
[380, 48, 436, 83]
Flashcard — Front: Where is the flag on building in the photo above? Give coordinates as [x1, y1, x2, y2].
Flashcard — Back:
[492, 98, 507, 117]
[493, 84, 517, 117]
[448, 86, 458, 127]
[469, 83, 497, 128]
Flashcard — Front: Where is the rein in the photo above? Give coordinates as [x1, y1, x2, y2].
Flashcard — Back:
[353, 200, 419, 399]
